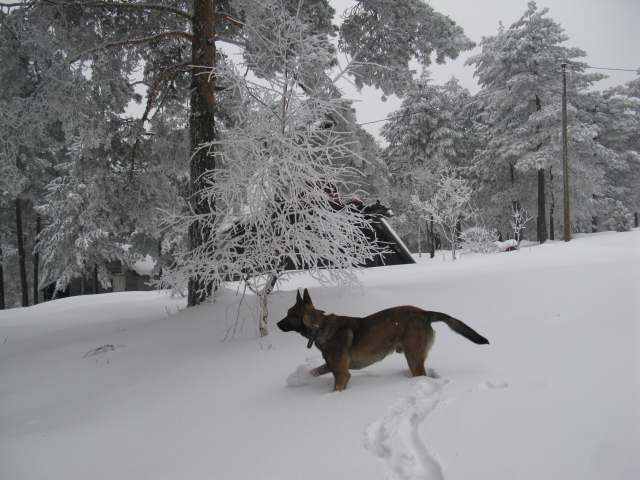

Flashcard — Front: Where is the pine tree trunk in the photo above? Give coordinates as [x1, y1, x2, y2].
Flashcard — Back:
[429, 217, 435, 258]
[93, 263, 99, 294]
[33, 214, 41, 305]
[536, 168, 548, 244]
[80, 261, 86, 296]
[426, 217, 435, 259]
[15, 198, 29, 307]
[549, 167, 555, 240]
[0, 242, 5, 310]
[188, 0, 218, 307]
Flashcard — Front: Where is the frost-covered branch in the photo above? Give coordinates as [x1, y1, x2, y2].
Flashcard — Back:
[43, 0, 193, 22]
[412, 167, 474, 260]
[70, 31, 193, 64]
[510, 205, 533, 248]
[126, 61, 192, 187]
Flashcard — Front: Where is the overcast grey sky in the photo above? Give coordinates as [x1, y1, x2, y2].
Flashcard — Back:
[331, 0, 640, 142]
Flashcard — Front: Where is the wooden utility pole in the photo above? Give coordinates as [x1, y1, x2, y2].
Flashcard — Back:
[561, 62, 570, 242]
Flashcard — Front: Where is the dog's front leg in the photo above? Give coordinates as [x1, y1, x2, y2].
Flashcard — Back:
[325, 355, 351, 391]
[332, 371, 351, 391]
[309, 364, 331, 377]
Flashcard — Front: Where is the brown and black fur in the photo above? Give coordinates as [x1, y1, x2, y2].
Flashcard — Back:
[277, 289, 489, 391]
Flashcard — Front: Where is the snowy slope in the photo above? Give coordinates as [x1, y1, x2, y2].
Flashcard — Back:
[1, 230, 639, 480]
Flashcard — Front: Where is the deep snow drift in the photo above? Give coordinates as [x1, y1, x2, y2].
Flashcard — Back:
[2, 230, 639, 479]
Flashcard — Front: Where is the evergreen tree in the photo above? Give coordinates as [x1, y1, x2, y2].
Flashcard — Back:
[381, 74, 473, 255]
[588, 76, 640, 230]
[465, 2, 608, 239]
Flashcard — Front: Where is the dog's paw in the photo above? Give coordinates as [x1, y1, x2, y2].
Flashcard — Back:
[426, 368, 440, 379]
[286, 366, 317, 387]
[286, 357, 324, 387]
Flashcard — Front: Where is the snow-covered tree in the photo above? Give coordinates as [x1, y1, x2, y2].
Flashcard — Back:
[590, 76, 640, 229]
[381, 74, 473, 256]
[339, 0, 475, 98]
[465, 2, 609, 240]
[411, 168, 474, 261]
[161, 5, 382, 335]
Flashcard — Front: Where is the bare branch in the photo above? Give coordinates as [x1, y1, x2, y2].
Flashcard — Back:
[213, 11, 243, 28]
[125, 61, 192, 189]
[45, 0, 193, 22]
[1, 2, 32, 7]
[214, 36, 249, 48]
[70, 30, 192, 63]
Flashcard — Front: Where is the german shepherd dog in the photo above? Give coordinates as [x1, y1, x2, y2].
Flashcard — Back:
[277, 289, 489, 391]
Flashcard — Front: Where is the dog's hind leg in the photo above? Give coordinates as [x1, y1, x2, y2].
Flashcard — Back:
[403, 325, 435, 377]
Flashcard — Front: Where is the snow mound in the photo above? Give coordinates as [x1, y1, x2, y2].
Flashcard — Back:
[286, 355, 325, 386]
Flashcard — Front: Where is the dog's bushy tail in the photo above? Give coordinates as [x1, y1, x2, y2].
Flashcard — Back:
[431, 313, 490, 345]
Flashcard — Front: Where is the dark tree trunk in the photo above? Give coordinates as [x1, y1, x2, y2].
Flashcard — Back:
[427, 217, 435, 259]
[0, 242, 5, 310]
[188, 0, 217, 307]
[93, 263, 99, 294]
[561, 63, 570, 242]
[80, 261, 86, 295]
[549, 167, 555, 241]
[429, 215, 438, 258]
[33, 214, 41, 305]
[634, 212, 638, 228]
[15, 198, 29, 307]
[536, 168, 548, 244]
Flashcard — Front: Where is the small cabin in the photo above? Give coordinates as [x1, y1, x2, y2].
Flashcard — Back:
[42, 256, 158, 300]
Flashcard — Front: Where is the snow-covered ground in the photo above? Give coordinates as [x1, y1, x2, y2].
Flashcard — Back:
[2, 230, 639, 480]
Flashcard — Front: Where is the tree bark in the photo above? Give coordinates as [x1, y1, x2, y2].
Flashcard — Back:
[561, 63, 570, 242]
[15, 198, 29, 307]
[258, 273, 279, 337]
[188, 0, 218, 306]
[426, 217, 435, 259]
[80, 261, 86, 295]
[536, 168, 548, 244]
[33, 214, 41, 305]
[0, 242, 5, 310]
[549, 167, 555, 240]
[93, 263, 99, 294]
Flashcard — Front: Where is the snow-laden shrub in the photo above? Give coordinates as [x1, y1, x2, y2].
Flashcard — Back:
[598, 199, 633, 232]
[460, 227, 499, 254]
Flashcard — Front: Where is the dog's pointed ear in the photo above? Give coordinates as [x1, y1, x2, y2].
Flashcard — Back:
[296, 289, 303, 305]
[303, 288, 313, 305]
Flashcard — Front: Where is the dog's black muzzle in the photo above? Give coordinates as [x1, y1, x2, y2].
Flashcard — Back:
[277, 319, 294, 332]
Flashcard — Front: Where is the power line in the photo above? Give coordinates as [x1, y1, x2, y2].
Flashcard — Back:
[357, 86, 509, 127]
[586, 66, 638, 72]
